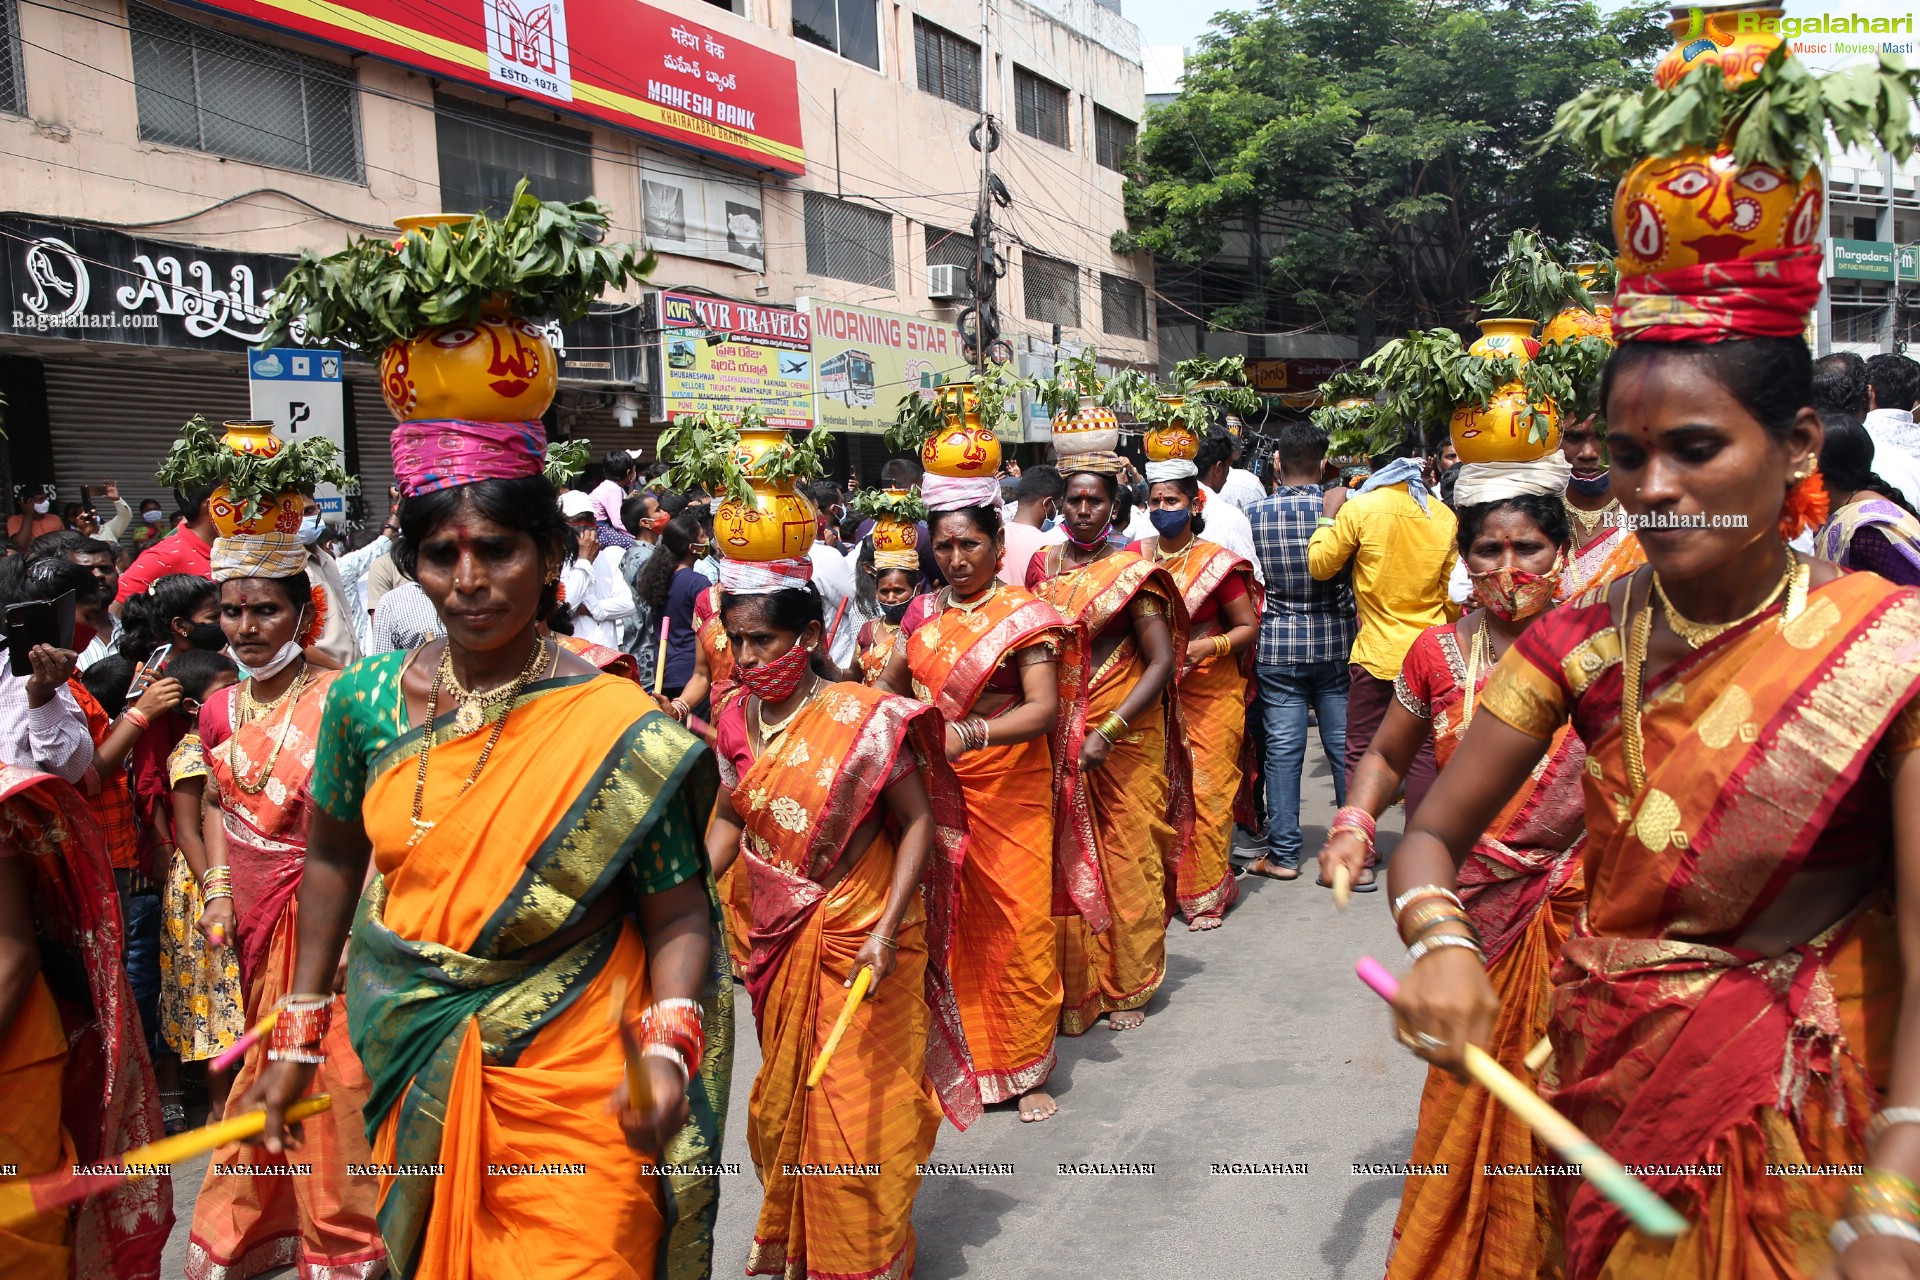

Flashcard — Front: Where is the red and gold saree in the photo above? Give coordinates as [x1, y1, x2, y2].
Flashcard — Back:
[1479, 571, 1920, 1280]
[904, 584, 1078, 1102]
[699, 583, 756, 975]
[0, 767, 172, 1280]
[1385, 620, 1588, 1280]
[1133, 535, 1260, 923]
[1559, 520, 1645, 601]
[1029, 547, 1194, 1035]
[715, 682, 976, 1278]
[189, 669, 386, 1280]
[855, 618, 901, 686]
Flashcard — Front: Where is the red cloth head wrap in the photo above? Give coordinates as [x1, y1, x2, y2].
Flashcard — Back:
[1610, 246, 1822, 344]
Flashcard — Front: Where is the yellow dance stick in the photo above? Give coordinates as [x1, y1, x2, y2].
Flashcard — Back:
[1355, 957, 1686, 1238]
[608, 977, 651, 1118]
[0, 1095, 333, 1228]
[652, 616, 671, 698]
[807, 966, 873, 1091]
[209, 1011, 278, 1073]
[1524, 1035, 1553, 1073]
[1332, 864, 1352, 911]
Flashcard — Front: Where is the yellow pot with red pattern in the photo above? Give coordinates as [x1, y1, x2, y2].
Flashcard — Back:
[921, 383, 1002, 477]
[379, 306, 558, 424]
[1654, 4, 1783, 90]
[204, 421, 305, 537]
[1143, 420, 1200, 462]
[1612, 144, 1824, 280]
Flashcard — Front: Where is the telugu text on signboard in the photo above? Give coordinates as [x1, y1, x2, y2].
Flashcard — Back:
[658, 291, 811, 428]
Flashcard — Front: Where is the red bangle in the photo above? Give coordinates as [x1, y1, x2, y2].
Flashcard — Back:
[638, 998, 706, 1078]
[122, 707, 151, 731]
[267, 995, 332, 1064]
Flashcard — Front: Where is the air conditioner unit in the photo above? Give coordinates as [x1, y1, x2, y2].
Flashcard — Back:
[927, 263, 963, 301]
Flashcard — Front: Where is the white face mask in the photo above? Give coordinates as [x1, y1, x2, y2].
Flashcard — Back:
[298, 514, 325, 546]
[31, 500, 49, 515]
[142, 509, 164, 524]
[234, 637, 305, 682]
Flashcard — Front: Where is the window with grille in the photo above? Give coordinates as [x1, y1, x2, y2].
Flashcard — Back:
[0, 0, 23, 118]
[806, 192, 894, 287]
[926, 226, 975, 273]
[1100, 273, 1147, 338]
[1024, 253, 1079, 327]
[435, 96, 593, 217]
[128, 4, 361, 180]
[914, 18, 979, 111]
[792, 0, 880, 70]
[1014, 67, 1070, 148]
[1094, 107, 1135, 173]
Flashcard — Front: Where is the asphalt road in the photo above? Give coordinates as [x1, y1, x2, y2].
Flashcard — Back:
[160, 746, 1425, 1279]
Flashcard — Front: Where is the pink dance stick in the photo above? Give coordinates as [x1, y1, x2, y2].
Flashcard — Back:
[209, 1012, 277, 1073]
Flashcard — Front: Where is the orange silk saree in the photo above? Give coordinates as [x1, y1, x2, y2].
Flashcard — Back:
[1136, 536, 1260, 923]
[1479, 573, 1920, 1280]
[905, 584, 1079, 1102]
[699, 584, 759, 977]
[311, 654, 722, 1280]
[717, 683, 975, 1278]
[1385, 621, 1587, 1280]
[1031, 548, 1193, 1035]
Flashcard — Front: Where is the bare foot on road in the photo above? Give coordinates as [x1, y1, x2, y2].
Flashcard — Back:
[1108, 1009, 1145, 1031]
[1019, 1089, 1058, 1122]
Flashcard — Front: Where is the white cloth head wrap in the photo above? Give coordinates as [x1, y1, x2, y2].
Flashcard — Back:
[716, 556, 815, 595]
[1450, 455, 1573, 508]
[1143, 459, 1198, 483]
[919, 474, 1002, 511]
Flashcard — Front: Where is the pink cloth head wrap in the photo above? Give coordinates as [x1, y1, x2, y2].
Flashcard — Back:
[717, 557, 815, 595]
[391, 419, 547, 498]
[919, 474, 1002, 511]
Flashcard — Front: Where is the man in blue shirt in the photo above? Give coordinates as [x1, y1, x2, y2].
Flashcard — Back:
[1243, 424, 1356, 878]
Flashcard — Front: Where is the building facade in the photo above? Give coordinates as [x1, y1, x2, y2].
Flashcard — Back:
[1819, 148, 1920, 357]
[0, 0, 1151, 527]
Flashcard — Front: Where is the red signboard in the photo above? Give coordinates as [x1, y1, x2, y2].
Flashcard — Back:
[182, 0, 805, 175]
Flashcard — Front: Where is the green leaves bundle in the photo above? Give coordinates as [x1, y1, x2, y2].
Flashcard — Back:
[657, 406, 831, 506]
[849, 486, 930, 522]
[156, 416, 353, 521]
[1474, 230, 1607, 323]
[544, 438, 591, 490]
[263, 179, 657, 350]
[886, 361, 1032, 453]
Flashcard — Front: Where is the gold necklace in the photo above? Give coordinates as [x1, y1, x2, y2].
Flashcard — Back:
[945, 582, 1000, 614]
[1153, 536, 1194, 564]
[1563, 495, 1616, 541]
[232, 664, 310, 796]
[1459, 619, 1496, 731]
[438, 644, 543, 734]
[407, 638, 550, 847]
[755, 675, 822, 747]
[1651, 557, 1793, 650]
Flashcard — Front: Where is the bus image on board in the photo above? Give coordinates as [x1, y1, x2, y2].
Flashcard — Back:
[820, 349, 876, 407]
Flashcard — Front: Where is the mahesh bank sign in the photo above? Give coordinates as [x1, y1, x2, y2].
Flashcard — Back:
[184, 0, 805, 174]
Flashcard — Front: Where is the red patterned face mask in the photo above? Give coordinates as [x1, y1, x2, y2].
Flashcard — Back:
[1470, 563, 1561, 622]
[737, 639, 812, 702]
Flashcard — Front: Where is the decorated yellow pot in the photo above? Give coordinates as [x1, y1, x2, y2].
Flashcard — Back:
[208, 488, 303, 538]
[872, 516, 920, 555]
[730, 427, 791, 476]
[1143, 420, 1200, 462]
[714, 483, 818, 562]
[1542, 264, 1615, 345]
[1613, 145, 1824, 277]
[380, 307, 558, 424]
[1466, 317, 1541, 364]
[1449, 388, 1561, 465]
[1654, 5, 1783, 90]
[921, 383, 1002, 477]
[1051, 404, 1121, 456]
[1334, 397, 1373, 412]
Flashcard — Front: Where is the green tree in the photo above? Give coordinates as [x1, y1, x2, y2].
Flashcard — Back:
[1118, 0, 1668, 338]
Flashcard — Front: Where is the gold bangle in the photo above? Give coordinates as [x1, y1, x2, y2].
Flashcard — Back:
[1096, 712, 1128, 742]
[1212, 634, 1231, 660]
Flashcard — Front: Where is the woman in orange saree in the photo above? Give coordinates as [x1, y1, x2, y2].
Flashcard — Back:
[1135, 465, 1261, 929]
[877, 480, 1077, 1121]
[1322, 485, 1585, 1280]
[1026, 456, 1189, 1034]
[707, 573, 978, 1278]
[1383, 334, 1920, 1280]
[187, 548, 385, 1280]
[0, 766, 171, 1280]
[248, 449, 724, 1280]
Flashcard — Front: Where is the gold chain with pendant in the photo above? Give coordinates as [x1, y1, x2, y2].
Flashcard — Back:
[1563, 496, 1616, 543]
[232, 663, 311, 795]
[1651, 556, 1795, 650]
[407, 638, 550, 847]
[754, 675, 823, 753]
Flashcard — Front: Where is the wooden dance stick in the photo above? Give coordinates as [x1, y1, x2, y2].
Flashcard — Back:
[209, 1011, 278, 1073]
[608, 977, 651, 1119]
[1332, 864, 1353, 911]
[806, 966, 873, 1091]
[1354, 957, 1686, 1238]
[1524, 1035, 1553, 1073]
[0, 1095, 333, 1228]
[652, 616, 671, 697]
[822, 598, 849, 652]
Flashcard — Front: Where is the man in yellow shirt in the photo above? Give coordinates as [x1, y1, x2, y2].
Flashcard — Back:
[1307, 442, 1457, 889]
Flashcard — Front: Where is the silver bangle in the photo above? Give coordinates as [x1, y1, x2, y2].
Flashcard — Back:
[1407, 933, 1485, 966]
[1867, 1107, 1920, 1149]
[640, 1043, 690, 1085]
[1860, 1214, 1920, 1246]
[1393, 884, 1464, 918]
[1831, 1218, 1860, 1254]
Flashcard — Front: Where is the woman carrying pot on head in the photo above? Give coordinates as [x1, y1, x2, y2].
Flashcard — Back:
[1132, 459, 1261, 930]
[246, 420, 727, 1280]
[706, 555, 977, 1277]
[875, 475, 1078, 1122]
[183, 528, 385, 1280]
[1320, 461, 1586, 1280]
[853, 539, 921, 686]
[1024, 453, 1190, 1035]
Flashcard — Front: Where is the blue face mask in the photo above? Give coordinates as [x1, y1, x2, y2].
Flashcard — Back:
[1567, 471, 1612, 499]
[1149, 507, 1192, 537]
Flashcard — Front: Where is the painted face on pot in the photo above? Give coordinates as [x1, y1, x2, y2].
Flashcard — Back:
[1613, 147, 1823, 275]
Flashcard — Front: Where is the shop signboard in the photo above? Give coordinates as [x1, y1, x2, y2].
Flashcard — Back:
[249, 347, 348, 513]
[801, 298, 971, 436]
[657, 291, 811, 428]
[1831, 238, 1897, 280]
[180, 0, 805, 174]
[1246, 358, 1354, 392]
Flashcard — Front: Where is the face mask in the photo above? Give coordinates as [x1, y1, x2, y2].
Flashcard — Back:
[143, 509, 164, 524]
[298, 514, 325, 546]
[737, 639, 812, 703]
[186, 621, 227, 651]
[1567, 471, 1611, 499]
[234, 637, 305, 682]
[879, 600, 910, 625]
[1066, 523, 1113, 552]
[31, 500, 49, 515]
[1149, 507, 1192, 537]
[1470, 563, 1561, 622]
